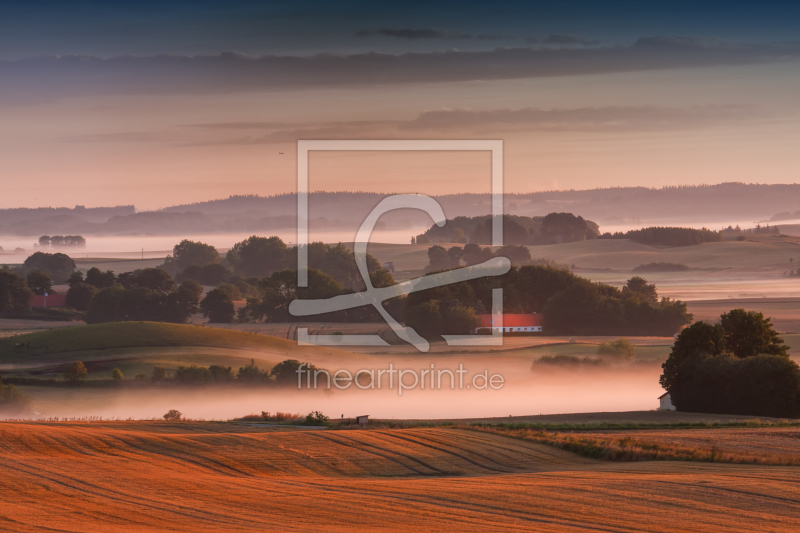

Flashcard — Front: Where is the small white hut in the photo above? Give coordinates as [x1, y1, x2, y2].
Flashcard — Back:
[658, 392, 675, 411]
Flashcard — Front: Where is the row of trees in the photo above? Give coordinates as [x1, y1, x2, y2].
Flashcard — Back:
[162, 238, 386, 291]
[237, 267, 397, 324]
[661, 309, 800, 418]
[414, 213, 600, 246]
[404, 268, 692, 338]
[599, 227, 722, 246]
[56, 359, 318, 387]
[65, 267, 224, 324]
[425, 243, 532, 271]
[38, 235, 86, 248]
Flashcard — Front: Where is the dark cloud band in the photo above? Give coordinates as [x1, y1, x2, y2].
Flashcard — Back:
[2, 37, 799, 102]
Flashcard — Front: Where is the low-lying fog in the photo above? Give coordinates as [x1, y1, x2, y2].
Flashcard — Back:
[0, 214, 774, 261]
[14, 364, 665, 421]
[0, 229, 426, 260]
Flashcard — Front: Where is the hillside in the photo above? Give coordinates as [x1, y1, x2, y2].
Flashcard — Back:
[0, 322, 301, 357]
[0, 322, 367, 375]
[6, 183, 800, 236]
[366, 234, 800, 274]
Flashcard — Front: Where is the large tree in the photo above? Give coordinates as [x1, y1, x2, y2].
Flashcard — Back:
[171, 239, 220, 271]
[226, 236, 288, 278]
[200, 287, 235, 323]
[720, 308, 788, 358]
[26, 269, 53, 296]
[85, 267, 118, 289]
[118, 268, 176, 294]
[0, 270, 34, 314]
[66, 282, 98, 311]
[660, 310, 798, 417]
[22, 252, 76, 283]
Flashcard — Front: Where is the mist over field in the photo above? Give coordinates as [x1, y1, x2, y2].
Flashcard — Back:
[17, 365, 662, 420]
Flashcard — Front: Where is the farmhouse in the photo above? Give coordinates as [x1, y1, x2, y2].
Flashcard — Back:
[30, 294, 67, 308]
[473, 313, 542, 334]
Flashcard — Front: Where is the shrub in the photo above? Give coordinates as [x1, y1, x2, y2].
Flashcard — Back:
[597, 338, 636, 359]
[304, 411, 329, 425]
[237, 359, 268, 383]
[111, 368, 123, 381]
[208, 364, 234, 382]
[0, 378, 30, 413]
[63, 361, 88, 382]
[163, 409, 183, 421]
[532, 355, 604, 366]
[175, 365, 212, 385]
[151, 367, 167, 382]
[632, 262, 690, 273]
[271, 359, 323, 386]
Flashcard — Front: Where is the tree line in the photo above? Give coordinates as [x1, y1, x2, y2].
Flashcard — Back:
[404, 268, 692, 339]
[414, 213, 600, 246]
[2, 358, 322, 389]
[599, 227, 722, 246]
[38, 235, 86, 248]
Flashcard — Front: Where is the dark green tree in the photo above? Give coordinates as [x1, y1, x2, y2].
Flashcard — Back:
[200, 287, 235, 323]
[171, 239, 220, 271]
[494, 244, 531, 266]
[720, 309, 789, 358]
[226, 236, 288, 278]
[85, 267, 118, 289]
[22, 252, 76, 283]
[66, 282, 98, 311]
[270, 359, 322, 386]
[209, 364, 234, 382]
[26, 269, 53, 296]
[63, 361, 88, 382]
[237, 359, 266, 383]
[425, 245, 451, 272]
[0, 269, 34, 314]
[623, 276, 658, 304]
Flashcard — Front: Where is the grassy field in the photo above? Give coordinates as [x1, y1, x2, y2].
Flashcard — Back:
[366, 234, 800, 273]
[0, 322, 372, 382]
[0, 422, 797, 532]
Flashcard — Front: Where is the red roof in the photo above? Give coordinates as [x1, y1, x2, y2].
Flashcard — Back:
[30, 294, 67, 307]
[477, 314, 541, 328]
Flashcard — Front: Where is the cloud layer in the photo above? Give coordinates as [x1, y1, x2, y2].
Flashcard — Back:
[73, 104, 768, 146]
[355, 28, 474, 40]
[2, 37, 799, 102]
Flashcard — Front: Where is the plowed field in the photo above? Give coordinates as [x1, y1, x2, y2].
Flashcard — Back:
[1, 423, 798, 532]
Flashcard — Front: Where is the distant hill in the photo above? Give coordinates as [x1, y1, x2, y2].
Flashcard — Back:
[4, 183, 800, 236]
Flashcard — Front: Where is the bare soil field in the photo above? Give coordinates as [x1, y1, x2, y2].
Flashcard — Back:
[1, 422, 799, 532]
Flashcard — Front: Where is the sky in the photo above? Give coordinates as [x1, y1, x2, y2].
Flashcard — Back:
[1, 0, 799, 209]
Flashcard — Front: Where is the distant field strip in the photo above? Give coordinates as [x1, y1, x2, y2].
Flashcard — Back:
[471, 426, 800, 465]
[1, 423, 799, 532]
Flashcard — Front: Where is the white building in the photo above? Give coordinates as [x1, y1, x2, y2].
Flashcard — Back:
[658, 392, 675, 411]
